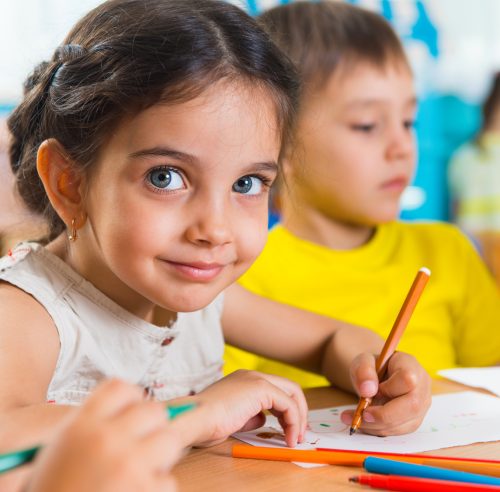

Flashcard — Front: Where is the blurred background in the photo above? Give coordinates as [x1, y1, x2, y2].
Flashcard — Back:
[2, 0, 500, 277]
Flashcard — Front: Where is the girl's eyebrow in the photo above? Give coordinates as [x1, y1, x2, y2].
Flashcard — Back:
[240, 161, 279, 175]
[128, 146, 196, 163]
[128, 146, 278, 174]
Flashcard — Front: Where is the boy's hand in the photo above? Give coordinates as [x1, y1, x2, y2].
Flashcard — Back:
[340, 352, 432, 435]
[181, 370, 308, 448]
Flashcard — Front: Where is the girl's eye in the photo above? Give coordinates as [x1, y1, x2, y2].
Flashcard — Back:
[232, 175, 264, 195]
[148, 167, 184, 190]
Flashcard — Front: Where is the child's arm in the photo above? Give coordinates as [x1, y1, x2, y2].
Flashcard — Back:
[222, 284, 431, 436]
[0, 283, 73, 449]
[25, 379, 183, 492]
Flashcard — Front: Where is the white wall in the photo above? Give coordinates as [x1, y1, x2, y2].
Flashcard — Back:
[0, 0, 102, 103]
[2, 0, 500, 104]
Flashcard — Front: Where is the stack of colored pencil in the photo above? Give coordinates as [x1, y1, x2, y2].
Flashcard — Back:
[231, 445, 500, 491]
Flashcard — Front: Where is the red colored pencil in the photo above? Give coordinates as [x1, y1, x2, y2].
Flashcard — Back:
[350, 474, 500, 491]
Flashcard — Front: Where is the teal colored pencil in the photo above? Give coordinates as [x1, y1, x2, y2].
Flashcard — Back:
[0, 402, 196, 475]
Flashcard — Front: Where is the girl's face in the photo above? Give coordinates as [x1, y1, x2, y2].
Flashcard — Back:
[287, 61, 416, 227]
[76, 81, 280, 320]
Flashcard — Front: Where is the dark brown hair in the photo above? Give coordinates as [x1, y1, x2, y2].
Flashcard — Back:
[8, 0, 299, 240]
[478, 72, 500, 141]
[258, 1, 409, 93]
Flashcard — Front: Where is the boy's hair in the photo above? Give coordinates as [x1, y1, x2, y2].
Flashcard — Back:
[258, 1, 409, 93]
[8, 0, 299, 240]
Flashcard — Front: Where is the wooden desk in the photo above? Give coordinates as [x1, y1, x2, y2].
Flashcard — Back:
[173, 380, 500, 491]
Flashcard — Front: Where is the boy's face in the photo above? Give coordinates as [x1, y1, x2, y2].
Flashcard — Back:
[287, 61, 416, 227]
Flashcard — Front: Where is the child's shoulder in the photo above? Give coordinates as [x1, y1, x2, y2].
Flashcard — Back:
[0, 243, 58, 332]
[395, 220, 475, 251]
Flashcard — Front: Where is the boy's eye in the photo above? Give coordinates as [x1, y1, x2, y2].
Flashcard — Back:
[404, 119, 416, 130]
[148, 167, 184, 190]
[351, 123, 376, 133]
[232, 175, 263, 195]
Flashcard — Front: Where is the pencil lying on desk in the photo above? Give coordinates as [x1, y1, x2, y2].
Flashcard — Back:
[350, 267, 431, 435]
[350, 474, 500, 492]
[231, 445, 500, 477]
[316, 448, 500, 477]
[364, 456, 500, 486]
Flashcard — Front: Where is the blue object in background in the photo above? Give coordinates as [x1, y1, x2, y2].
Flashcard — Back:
[402, 94, 481, 221]
[0, 105, 14, 116]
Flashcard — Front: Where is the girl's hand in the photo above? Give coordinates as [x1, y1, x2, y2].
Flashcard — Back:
[184, 370, 308, 448]
[340, 351, 432, 436]
[26, 379, 184, 492]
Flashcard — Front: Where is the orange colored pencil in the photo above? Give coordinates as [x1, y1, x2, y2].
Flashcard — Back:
[232, 445, 364, 466]
[350, 267, 431, 435]
[232, 445, 500, 477]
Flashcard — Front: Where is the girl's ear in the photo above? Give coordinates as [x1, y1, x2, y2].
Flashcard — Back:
[37, 139, 86, 228]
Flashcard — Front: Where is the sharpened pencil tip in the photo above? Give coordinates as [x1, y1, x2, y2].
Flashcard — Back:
[349, 427, 355, 435]
[349, 477, 359, 483]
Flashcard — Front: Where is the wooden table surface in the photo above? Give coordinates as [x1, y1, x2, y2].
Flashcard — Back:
[172, 379, 500, 491]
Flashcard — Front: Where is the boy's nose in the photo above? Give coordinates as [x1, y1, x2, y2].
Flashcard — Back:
[386, 126, 415, 162]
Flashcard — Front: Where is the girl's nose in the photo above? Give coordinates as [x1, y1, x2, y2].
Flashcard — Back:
[185, 200, 233, 247]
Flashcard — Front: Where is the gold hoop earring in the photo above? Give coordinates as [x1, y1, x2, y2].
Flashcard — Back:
[68, 218, 78, 242]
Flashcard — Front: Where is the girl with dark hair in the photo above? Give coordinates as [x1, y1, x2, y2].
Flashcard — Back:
[0, 2, 430, 483]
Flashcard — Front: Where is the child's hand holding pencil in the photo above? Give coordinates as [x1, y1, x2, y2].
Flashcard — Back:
[340, 268, 432, 436]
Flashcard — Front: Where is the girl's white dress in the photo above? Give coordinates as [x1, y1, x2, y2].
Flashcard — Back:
[0, 242, 224, 404]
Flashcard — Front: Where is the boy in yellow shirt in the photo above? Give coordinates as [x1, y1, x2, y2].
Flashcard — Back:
[225, 1, 500, 385]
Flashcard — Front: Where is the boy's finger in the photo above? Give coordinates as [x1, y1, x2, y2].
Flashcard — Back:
[350, 353, 379, 398]
[377, 367, 419, 400]
[356, 390, 427, 432]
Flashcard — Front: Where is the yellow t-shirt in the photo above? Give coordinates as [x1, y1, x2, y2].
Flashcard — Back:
[224, 221, 500, 385]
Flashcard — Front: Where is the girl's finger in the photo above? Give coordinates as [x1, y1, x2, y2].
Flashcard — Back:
[263, 387, 301, 447]
[260, 374, 309, 442]
[238, 412, 266, 432]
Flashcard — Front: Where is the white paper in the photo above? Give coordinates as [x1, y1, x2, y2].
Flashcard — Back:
[234, 391, 500, 468]
[438, 367, 500, 397]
